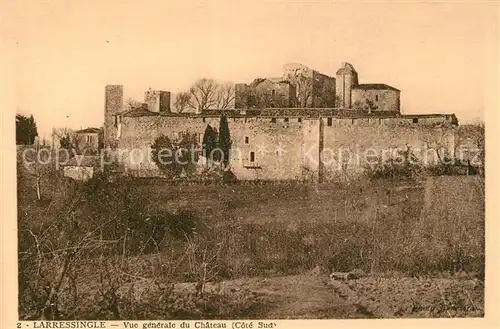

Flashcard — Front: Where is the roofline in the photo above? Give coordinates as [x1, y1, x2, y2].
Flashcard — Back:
[75, 128, 101, 133]
[354, 84, 401, 92]
[118, 109, 457, 121]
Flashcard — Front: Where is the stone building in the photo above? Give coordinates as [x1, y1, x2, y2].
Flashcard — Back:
[103, 78, 460, 181]
[236, 62, 398, 112]
[74, 127, 102, 155]
[236, 63, 336, 109]
[144, 89, 171, 113]
[235, 78, 296, 108]
[335, 62, 400, 113]
[282, 63, 336, 108]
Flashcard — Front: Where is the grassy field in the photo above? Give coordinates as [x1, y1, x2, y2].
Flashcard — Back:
[17, 158, 485, 319]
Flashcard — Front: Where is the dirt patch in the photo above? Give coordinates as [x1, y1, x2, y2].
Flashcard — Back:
[327, 275, 483, 318]
[117, 274, 483, 319]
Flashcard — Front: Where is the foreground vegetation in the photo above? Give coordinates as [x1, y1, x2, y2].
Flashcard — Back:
[17, 157, 484, 319]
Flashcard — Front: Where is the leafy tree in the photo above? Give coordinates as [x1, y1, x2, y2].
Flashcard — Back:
[150, 133, 200, 178]
[202, 125, 219, 164]
[16, 114, 38, 145]
[98, 127, 105, 151]
[218, 115, 232, 167]
[59, 135, 72, 149]
[52, 127, 76, 150]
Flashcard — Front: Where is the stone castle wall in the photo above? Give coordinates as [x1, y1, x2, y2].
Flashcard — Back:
[321, 118, 456, 179]
[111, 112, 459, 181]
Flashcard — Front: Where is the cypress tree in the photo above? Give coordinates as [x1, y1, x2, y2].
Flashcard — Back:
[218, 115, 232, 167]
[202, 124, 219, 163]
[15, 114, 38, 145]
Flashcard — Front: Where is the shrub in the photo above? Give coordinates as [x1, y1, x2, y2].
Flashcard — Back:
[366, 148, 423, 181]
[150, 133, 200, 179]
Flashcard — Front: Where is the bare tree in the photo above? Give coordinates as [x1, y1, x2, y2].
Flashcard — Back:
[256, 92, 274, 108]
[189, 78, 219, 111]
[52, 127, 75, 150]
[215, 83, 235, 110]
[22, 138, 54, 201]
[353, 98, 379, 112]
[173, 92, 194, 113]
[421, 127, 456, 167]
[292, 75, 313, 108]
[124, 97, 142, 112]
[255, 91, 289, 108]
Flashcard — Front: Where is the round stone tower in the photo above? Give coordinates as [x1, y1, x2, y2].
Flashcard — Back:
[335, 62, 358, 109]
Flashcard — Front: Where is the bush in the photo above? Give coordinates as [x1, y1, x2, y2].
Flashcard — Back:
[150, 134, 200, 179]
[18, 170, 484, 320]
[365, 149, 423, 181]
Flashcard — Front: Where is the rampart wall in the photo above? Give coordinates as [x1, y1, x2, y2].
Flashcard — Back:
[113, 114, 460, 181]
[321, 118, 456, 179]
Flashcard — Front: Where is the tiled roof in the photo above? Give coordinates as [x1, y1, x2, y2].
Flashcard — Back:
[259, 108, 401, 118]
[401, 113, 458, 124]
[76, 127, 101, 134]
[120, 107, 455, 122]
[122, 108, 160, 117]
[198, 109, 262, 117]
[251, 78, 290, 86]
[355, 84, 400, 91]
[401, 113, 453, 118]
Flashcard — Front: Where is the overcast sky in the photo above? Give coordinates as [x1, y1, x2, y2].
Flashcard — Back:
[8, 1, 498, 138]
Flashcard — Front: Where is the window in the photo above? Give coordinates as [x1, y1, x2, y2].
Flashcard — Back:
[375, 95, 379, 102]
[327, 118, 333, 127]
[202, 117, 206, 123]
[412, 118, 419, 124]
[250, 151, 255, 162]
[298, 117, 302, 123]
[86, 135, 92, 143]
[245, 136, 249, 144]
[271, 118, 276, 123]
[272, 89, 276, 97]
[284, 118, 289, 123]
[114, 116, 118, 126]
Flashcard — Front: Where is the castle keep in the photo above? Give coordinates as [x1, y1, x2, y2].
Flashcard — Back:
[104, 62, 459, 181]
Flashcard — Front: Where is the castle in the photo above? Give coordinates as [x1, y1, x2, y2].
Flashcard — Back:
[235, 62, 400, 112]
[103, 62, 459, 181]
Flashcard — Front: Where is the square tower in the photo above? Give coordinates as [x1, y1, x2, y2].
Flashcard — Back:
[104, 85, 123, 148]
[144, 89, 171, 113]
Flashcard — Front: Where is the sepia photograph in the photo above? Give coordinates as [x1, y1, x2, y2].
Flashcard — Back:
[4, 0, 499, 325]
